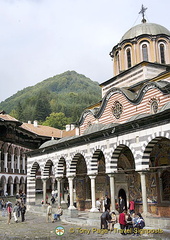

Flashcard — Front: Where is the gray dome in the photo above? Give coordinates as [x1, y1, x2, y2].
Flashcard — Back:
[39, 139, 58, 149]
[120, 22, 170, 42]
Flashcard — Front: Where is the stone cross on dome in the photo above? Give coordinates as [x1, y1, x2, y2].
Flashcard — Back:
[139, 4, 147, 23]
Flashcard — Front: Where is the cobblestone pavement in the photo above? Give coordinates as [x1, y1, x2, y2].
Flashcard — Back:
[0, 210, 170, 240]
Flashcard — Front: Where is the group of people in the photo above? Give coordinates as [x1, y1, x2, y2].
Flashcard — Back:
[0, 195, 27, 224]
[119, 211, 145, 236]
[96, 195, 111, 212]
[100, 195, 145, 236]
[46, 203, 63, 223]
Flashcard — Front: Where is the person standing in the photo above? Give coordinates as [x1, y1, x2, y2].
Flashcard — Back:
[96, 198, 101, 211]
[119, 210, 127, 235]
[119, 196, 125, 213]
[129, 199, 135, 214]
[104, 195, 111, 211]
[67, 194, 70, 208]
[6, 203, 12, 224]
[13, 203, 19, 223]
[46, 203, 53, 223]
[20, 203, 26, 222]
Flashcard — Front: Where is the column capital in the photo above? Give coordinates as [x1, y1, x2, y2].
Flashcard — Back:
[89, 175, 96, 180]
[108, 173, 115, 178]
[67, 176, 75, 180]
[139, 171, 148, 176]
[41, 178, 48, 182]
[55, 177, 62, 181]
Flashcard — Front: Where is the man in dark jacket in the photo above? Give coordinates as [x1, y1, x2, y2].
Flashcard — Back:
[104, 195, 111, 211]
[119, 196, 125, 213]
[100, 209, 111, 229]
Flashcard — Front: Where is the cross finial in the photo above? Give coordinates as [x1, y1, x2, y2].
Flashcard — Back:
[139, 4, 147, 23]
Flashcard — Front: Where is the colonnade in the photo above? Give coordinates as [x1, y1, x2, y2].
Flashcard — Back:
[0, 150, 26, 174]
[40, 171, 148, 214]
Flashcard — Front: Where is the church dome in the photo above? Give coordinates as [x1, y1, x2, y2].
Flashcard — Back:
[120, 22, 170, 42]
[39, 139, 58, 149]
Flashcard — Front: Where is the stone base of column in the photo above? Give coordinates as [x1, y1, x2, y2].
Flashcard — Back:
[90, 207, 99, 212]
[68, 208, 78, 218]
[142, 211, 151, 217]
[68, 205, 76, 210]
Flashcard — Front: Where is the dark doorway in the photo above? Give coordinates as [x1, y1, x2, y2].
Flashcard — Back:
[118, 188, 127, 210]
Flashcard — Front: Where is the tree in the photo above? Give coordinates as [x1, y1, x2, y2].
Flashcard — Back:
[42, 112, 71, 129]
[33, 91, 51, 121]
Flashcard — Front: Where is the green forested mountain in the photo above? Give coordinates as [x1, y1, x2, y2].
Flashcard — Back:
[0, 71, 101, 127]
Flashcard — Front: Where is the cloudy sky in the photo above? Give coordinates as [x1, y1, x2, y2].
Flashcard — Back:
[0, 0, 169, 102]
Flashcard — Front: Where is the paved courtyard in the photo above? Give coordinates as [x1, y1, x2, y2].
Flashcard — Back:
[0, 209, 170, 240]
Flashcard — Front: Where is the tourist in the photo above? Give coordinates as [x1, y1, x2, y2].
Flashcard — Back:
[96, 198, 101, 211]
[13, 203, 19, 223]
[108, 211, 117, 231]
[119, 210, 127, 235]
[126, 213, 133, 233]
[129, 199, 135, 214]
[46, 203, 53, 223]
[20, 203, 26, 222]
[51, 196, 55, 204]
[54, 206, 63, 221]
[6, 202, 12, 224]
[17, 202, 21, 217]
[104, 195, 111, 211]
[119, 196, 125, 213]
[67, 194, 70, 208]
[22, 192, 26, 204]
[100, 209, 111, 229]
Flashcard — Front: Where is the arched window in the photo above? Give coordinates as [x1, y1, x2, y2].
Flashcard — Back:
[126, 48, 131, 68]
[142, 44, 148, 61]
[160, 43, 166, 64]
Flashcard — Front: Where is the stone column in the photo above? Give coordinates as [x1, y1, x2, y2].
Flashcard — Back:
[16, 183, 20, 193]
[17, 155, 20, 173]
[42, 179, 47, 204]
[68, 176, 76, 209]
[27, 177, 36, 207]
[4, 152, 8, 172]
[22, 155, 26, 173]
[109, 174, 116, 211]
[22, 183, 25, 193]
[11, 154, 14, 173]
[140, 172, 148, 214]
[89, 175, 98, 212]
[57, 178, 61, 206]
[3, 182, 7, 196]
[51, 178, 55, 191]
[10, 183, 14, 196]
[61, 179, 65, 202]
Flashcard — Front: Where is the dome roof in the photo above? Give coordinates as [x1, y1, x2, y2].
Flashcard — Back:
[120, 22, 170, 42]
[39, 139, 58, 149]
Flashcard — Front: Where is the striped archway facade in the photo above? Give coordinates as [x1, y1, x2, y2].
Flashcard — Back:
[27, 121, 170, 216]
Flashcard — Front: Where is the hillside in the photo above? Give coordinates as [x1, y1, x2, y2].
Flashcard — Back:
[0, 71, 101, 124]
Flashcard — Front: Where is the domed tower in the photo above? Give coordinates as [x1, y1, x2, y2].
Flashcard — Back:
[100, 6, 170, 97]
[110, 22, 170, 76]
